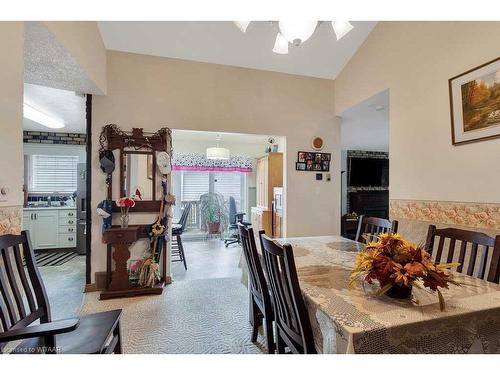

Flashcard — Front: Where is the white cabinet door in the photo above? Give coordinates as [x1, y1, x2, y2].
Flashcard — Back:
[33, 210, 59, 249]
[22, 212, 36, 246]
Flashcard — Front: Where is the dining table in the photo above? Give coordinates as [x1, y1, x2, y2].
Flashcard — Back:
[240, 235, 500, 354]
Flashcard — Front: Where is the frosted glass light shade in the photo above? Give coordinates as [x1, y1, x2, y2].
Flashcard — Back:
[332, 21, 354, 40]
[278, 21, 317, 46]
[272, 32, 289, 54]
[206, 147, 230, 160]
[234, 21, 250, 33]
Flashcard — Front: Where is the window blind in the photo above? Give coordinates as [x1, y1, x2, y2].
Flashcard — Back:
[214, 171, 243, 210]
[31, 155, 79, 193]
[181, 171, 210, 201]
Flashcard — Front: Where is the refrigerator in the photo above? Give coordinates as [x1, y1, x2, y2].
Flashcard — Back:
[76, 163, 87, 255]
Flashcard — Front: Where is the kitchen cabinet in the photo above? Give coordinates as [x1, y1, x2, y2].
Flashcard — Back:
[251, 152, 283, 237]
[22, 208, 77, 250]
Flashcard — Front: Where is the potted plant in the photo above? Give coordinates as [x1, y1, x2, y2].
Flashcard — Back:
[207, 202, 221, 234]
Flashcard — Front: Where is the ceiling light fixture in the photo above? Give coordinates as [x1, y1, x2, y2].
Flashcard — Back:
[272, 32, 289, 54]
[278, 21, 318, 46]
[206, 135, 230, 160]
[23, 103, 65, 129]
[233, 21, 355, 54]
[233, 21, 250, 33]
[331, 21, 354, 40]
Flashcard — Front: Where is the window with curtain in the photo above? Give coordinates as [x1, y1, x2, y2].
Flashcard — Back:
[30, 155, 79, 193]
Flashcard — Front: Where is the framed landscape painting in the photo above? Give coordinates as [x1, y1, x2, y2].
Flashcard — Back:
[449, 57, 500, 145]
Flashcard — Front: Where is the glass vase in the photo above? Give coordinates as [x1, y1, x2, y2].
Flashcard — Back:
[120, 212, 129, 228]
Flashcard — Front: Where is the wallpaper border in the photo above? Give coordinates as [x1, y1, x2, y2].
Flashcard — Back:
[390, 199, 500, 231]
[0, 205, 22, 235]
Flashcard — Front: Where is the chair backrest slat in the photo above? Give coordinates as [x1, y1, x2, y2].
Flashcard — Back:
[0, 256, 17, 326]
[457, 241, 467, 273]
[446, 239, 456, 263]
[0, 231, 51, 335]
[237, 224, 270, 304]
[12, 244, 37, 313]
[259, 233, 316, 354]
[1, 246, 27, 320]
[478, 246, 490, 280]
[179, 202, 192, 230]
[355, 215, 398, 244]
[425, 225, 500, 283]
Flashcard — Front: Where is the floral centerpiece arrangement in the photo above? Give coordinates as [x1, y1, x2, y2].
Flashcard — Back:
[116, 197, 136, 228]
[349, 233, 461, 310]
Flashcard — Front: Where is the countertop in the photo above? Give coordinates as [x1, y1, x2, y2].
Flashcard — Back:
[23, 206, 76, 211]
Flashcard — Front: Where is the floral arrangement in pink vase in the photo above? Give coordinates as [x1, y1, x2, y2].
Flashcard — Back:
[116, 197, 136, 228]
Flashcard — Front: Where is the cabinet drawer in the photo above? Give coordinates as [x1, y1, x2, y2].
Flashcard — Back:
[60, 217, 77, 226]
[59, 234, 76, 248]
[59, 210, 77, 219]
[59, 225, 76, 234]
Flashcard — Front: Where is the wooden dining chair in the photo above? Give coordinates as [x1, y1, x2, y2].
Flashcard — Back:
[259, 233, 316, 354]
[355, 215, 399, 243]
[425, 225, 500, 283]
[0, 231, 123, 354]
[238, 223, 274, 353]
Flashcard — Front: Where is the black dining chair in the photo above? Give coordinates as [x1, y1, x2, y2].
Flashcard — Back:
[0, 231, 122, 354]
[259, 232, 316, 354]
[425, 225, 500, 283]
[238, 223, 274, 353]
[171, 202, 192, 270]
[355, 215, 399, 244]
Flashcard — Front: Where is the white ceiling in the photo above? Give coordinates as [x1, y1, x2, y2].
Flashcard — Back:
[23, 83, 87, 133]
[98, 21, 377, 79]
[340, 89, 389, 152]
[173, 129, 273, 144]
[24, 22, 102, 95]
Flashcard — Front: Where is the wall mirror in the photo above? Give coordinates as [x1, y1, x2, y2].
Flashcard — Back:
[121, 150, 156, 201]
[100, 125, 172, 212]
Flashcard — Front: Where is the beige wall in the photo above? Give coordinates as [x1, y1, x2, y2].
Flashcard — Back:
[0, 22, 24, 209]
[335, 22, 500, 205]
[91, 50, 340, 281]
[0, 22, 24, 235]
[44, 22, 107, 94]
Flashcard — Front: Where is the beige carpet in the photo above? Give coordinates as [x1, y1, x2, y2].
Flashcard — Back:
[80, 277, 266, 354]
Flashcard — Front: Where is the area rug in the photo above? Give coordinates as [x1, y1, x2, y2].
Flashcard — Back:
[32, 251, 79, 266]
[79, 277, 266, 354]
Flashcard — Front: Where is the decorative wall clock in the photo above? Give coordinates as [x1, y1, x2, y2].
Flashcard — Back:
[311, 136, 324, 151]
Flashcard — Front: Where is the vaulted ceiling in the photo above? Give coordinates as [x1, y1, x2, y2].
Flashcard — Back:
[98, 21, 377, 80]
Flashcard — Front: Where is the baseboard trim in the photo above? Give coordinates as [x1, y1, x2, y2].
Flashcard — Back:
[84, 283, 97, 293]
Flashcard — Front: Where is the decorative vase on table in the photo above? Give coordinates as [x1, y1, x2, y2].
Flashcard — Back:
[349, 232, 463, 310]
[120, 213, 129, 228]
[116, 197, 136, 229]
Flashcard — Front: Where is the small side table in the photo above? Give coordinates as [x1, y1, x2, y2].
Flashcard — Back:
[100, 225, 164, 300]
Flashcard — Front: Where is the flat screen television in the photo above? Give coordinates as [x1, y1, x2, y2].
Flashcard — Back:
[348, 157, 389, 187]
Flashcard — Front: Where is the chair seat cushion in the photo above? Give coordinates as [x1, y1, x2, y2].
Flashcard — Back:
[12, 309, 122, 354]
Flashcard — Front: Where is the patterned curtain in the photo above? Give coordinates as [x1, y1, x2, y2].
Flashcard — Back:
[172, 152, 253, 173]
